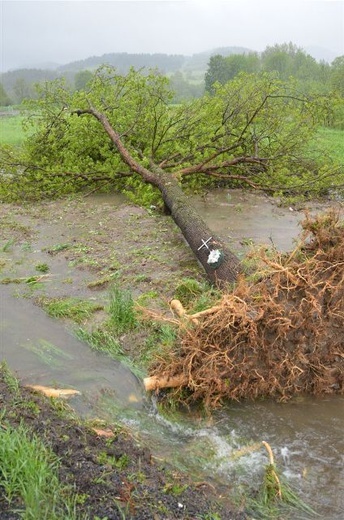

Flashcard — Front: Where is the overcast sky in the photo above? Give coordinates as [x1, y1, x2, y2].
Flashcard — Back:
[1, 0, 343, 72]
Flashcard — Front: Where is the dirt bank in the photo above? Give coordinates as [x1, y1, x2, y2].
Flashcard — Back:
[0, 365, 245, 519]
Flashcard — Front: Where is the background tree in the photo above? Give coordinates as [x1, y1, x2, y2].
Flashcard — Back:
[330, 56, 344, 97]
[13, 78, 33, 104]
[205, 53, 260, 93]
[0, 83, 12, 106]
[0, 67, 339, 285]
[74, 70, 94, 91]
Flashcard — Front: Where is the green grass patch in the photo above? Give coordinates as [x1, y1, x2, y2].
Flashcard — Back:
[22, 339, 74, 368]
[1, 238, 15, 252]
[37, 296, 104, 323]
[0, 115, 30, 146]
[0, 419, 80, 519]
[0, 362, 20, 395]
[76, 328, 142, 377]
[173, 277, 221, 313]
[107, 285, 137, 335]
[312, 127, 344, 164]
[35, 263, 49, 273]
[141, 323, 177, 368]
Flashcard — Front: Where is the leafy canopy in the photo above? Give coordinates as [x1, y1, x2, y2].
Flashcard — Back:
[0, 66, 341, 202]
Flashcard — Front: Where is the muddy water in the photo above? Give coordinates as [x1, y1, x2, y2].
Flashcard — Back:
[193, 189, 312, 253]
[1, 190, 343, 518]
[0, 285, 144, 410]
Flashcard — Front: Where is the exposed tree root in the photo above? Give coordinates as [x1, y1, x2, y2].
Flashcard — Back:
[146, 210, 344, 407]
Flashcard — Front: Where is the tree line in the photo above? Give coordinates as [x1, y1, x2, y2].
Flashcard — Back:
[205, 43, 343, 97]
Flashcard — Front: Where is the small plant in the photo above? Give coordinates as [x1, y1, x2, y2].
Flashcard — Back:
[21, 242, 32, 251]
[163, 482, 188, 496]
[1, 238, 15, 252]
[198, 514, 222, 520]
[97, 451, 129, 470]
[35, 262, 49, 273]
[37, 296, 104, 323]
[107, 284, 137, 335]
[47, 243, 71, 254]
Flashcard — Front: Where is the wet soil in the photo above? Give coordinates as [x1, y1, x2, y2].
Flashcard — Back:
[0, 369, 246, 519]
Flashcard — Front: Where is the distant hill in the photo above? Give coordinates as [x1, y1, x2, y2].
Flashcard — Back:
[57, 47, 253, 75]
[1, 47, 251, 102]
[58, 52, 186, 74]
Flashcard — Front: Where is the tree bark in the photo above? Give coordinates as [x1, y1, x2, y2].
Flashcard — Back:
[151, 170, 242, 285]
[75, 107, 242, 285]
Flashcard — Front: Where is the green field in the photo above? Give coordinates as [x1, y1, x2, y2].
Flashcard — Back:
[0, 112, 31, 146]
[312, 127, 344, 163]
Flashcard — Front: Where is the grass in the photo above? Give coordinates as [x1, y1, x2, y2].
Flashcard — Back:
[173, 277, 221, 312]
[312, 127, 344, 164]
[107, 284, 137, 335]
[0, 361, 20, 395]
[37, 296, 104, 324]
[0, 114, 30, 146]
[242, 441, 318, 519]
[0, 419, 80, 519]
[22, 339, 73, 368]
[1, 238, 16, 252]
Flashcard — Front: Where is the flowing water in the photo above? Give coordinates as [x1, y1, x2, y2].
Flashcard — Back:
[1, 190, 343, 518]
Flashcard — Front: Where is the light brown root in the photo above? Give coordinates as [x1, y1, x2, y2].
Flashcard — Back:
[144, 373, 188, 392]
[26, 385, 81, 399]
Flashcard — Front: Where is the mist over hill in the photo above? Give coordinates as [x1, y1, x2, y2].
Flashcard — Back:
[0, 47, 250, 101]
[0, 44, 340, 106]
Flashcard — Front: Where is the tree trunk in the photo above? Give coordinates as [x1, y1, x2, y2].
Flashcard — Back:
[152, 170, 242, 286]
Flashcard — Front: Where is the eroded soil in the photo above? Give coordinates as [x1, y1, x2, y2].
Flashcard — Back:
[0, 368, 245, 519]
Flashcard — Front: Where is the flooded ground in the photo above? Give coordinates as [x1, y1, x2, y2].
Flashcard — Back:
[1, 190, 343, 518]
[193, 189, 305, 252]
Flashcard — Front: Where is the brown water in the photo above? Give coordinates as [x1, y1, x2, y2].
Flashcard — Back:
[1, 190, 343, 518]
[193, 189, 316, 253]
[0, 285, 144, 411]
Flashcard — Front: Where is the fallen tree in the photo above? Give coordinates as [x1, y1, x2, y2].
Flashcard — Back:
[144, 211, 344, 406]
[1, 66, 340, 286]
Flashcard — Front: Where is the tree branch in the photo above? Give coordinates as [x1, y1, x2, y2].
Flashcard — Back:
[73, 107, 159, 185]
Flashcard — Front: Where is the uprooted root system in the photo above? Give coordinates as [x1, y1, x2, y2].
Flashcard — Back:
[149, 211, 344, 407]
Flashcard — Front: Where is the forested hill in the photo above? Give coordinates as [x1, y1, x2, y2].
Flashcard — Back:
[1, 45, 341, 106]
[57, 47, 252, 74]
[58, 52, 185, 74]
[57, 52, 185, 73]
